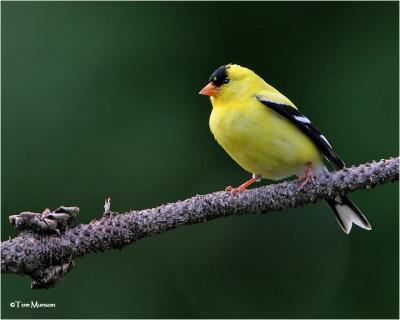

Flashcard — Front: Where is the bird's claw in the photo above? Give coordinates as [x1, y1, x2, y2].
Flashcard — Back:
[298, 169, 314, 189]
[225, 185, 245, 194]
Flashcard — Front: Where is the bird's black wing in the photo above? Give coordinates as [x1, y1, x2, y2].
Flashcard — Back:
[256, 95, 345, 170]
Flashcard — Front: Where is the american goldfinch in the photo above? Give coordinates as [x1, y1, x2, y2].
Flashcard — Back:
[199, 64, 371, 234]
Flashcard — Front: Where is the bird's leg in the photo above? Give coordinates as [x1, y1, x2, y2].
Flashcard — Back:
[298, 162, 314, 189]
[225, 174, 262, 194]
[225, 178, 256, 193]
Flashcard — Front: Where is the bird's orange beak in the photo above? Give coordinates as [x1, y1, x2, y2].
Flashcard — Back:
[199, 82, 218, 96]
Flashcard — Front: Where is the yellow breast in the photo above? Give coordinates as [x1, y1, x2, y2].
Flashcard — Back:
[209, 99, 322, 180]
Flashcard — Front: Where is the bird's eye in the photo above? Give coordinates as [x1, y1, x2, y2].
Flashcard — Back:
[223, 78, 230, 84]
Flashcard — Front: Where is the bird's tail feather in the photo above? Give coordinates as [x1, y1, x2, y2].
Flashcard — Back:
[326, 195, 372, 234]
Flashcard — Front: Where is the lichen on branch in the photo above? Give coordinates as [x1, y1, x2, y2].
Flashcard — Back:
[1, 157, 399, 289]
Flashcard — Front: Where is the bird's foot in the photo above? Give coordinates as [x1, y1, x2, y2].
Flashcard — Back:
[298, 163, 314, 189]
[225, 175, 261, 194]
[225, 185, 247, 194]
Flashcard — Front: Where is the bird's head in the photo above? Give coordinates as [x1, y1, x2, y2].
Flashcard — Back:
[199, 64, 265, 104]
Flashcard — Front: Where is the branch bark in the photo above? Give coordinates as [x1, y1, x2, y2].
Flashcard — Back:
[2, 157, 399, 288]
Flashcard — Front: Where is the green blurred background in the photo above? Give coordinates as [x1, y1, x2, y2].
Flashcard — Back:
[2, 2, 398, 319]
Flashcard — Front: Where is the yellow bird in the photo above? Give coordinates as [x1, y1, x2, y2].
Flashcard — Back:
[199, 64, 371, 234]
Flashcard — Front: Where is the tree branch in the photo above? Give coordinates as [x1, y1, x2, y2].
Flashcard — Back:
[2, 157, 399, 288]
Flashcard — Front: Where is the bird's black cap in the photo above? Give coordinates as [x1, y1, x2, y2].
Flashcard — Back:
[209, 65, 229, 87]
